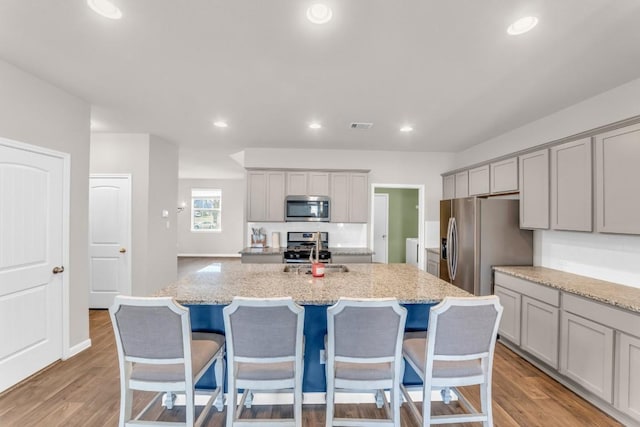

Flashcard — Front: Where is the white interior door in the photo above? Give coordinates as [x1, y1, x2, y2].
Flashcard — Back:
[0, 142, 64, 393]
[373, 194, 389, 263]
[89, 175, 131, 308]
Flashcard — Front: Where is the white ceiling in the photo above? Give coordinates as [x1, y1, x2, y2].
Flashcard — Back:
[1, 0, 640, 178]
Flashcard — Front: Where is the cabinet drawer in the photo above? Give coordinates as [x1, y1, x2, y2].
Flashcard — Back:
[563, 293, 640, 337]
[494, 272, 559, 307]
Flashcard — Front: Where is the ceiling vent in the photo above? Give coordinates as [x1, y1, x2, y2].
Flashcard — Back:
[350, 122, 373, 130]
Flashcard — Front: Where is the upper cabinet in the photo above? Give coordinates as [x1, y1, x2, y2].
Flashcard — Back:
[551, 138, 592, 232]
[286, 171, 330, 196]
[468, 165, 490, 196]
[247, 170, 285, 222]
[442, 174, 455, 199]
[490, 157, 518, 194]
[519, 149, 549, 229]
[455, 171, 469, 198]
[331, 172, 368, 223]
[595, 123, 640, 235]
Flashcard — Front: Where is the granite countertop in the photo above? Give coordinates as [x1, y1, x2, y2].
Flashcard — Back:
[329, 247, 373, 255]
[156, 263, 470, 305]
[494, 266, 640, 314]
[239, 247, 285, 255]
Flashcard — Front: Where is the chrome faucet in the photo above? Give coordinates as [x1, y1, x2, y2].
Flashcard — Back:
[309, 232, 321, 263]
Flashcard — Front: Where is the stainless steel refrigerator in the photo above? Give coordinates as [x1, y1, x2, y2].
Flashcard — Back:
[440, 198, 533, 295]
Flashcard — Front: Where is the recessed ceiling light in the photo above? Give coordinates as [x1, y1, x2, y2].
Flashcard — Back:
[400, 126, 414, 132]
[213, 121, 228, 128]
[306, 3, 333, 24]
[87, 0, 122, 20]
[507, 16, 538, 35]
[309, 122, 322, 129]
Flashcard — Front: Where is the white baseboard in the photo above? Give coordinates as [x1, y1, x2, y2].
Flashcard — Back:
[178, 253, 241, 258]
[63, 338, 92, 360]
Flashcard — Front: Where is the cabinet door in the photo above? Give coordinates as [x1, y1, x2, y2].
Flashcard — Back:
[560, 311, 614, 402]
[349, 173, 369, 223]
[551, 138, 592, 231]
[426, 259, 439, 276]
[330, 173, 350, 223]
[247, 171, 268, 221]
[519, 150, 549, 229]
[494, 285, 521, 346]
[618, 333, 640, 422]
[490, 157, 518, 193]
[468, 165, 490, 196]
[265, 172, 285, 221]
[521, 295, 559, 368]
[595, 123, 640, 234]
[286, 171, 308, 195]
[454, 171, 469, 198]
[442, 175, 455, 200]
[308, 172, 330, 196]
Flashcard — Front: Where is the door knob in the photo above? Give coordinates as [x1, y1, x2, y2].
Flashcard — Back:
[52, 266, 65, 274]
[119, 248, 127, 253]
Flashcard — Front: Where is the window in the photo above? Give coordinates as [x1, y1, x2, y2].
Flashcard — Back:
[191, 189, 221, 232]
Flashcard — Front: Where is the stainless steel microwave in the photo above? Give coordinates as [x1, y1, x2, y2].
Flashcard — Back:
[285, 196, 330, 222]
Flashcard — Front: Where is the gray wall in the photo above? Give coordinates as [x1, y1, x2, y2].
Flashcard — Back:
[177, 178, 245, 255]
[90, 133, 178, 295]
[0, 59, 90, 348]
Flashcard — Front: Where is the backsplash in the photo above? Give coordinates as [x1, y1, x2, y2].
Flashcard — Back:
[247, 222, 368, 248]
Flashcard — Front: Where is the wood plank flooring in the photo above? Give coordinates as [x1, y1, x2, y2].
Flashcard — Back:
[0, 258, 623, 426]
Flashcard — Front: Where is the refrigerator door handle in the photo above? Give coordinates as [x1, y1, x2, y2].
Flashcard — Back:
[447, 217, 458, 281]
[449, 217, 458, 281]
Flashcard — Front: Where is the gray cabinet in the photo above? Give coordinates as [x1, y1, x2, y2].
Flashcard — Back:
[551, 138, 592, 232]
[454, 171, 469, 198]
[331, 254, 372, 263]
[426, 249, 440, 277]
[519, 149, 549, 229]
[560, 311, 614, 402]
[247, 170, 285, 222]
[560, 294, 615, 403]
[618, 332, 640, 422]
[241, 253, 283, 264]
[521, 295, 559, 369]
[286, 171, 330, 196]
[490, 157, 518, 194]
[595, 123, 640, 234]
[442, 174, 455, 200]
[330, 172, 368, 223]
[468, 165, 490, 196]
[494, 285, 521, 345]
[494, 272, 559, 368]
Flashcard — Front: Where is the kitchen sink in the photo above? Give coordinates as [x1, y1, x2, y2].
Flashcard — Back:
[283, 264, 349, 274]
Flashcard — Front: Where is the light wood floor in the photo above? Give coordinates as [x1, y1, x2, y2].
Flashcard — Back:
[0, 258, 622, 426]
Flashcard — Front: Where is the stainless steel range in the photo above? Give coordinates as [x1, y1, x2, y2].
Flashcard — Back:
[283, 232, 331, 263]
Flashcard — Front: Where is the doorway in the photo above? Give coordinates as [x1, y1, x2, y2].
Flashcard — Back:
[371, 185, 424, 268]
[89, 174, 132, 308]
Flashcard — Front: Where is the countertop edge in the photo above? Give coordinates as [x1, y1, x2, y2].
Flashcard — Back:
[493, 266, 640, 314]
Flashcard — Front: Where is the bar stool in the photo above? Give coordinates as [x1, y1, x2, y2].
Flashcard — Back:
[401, 296, 503, 426]
[223, 297, 305, 427]
[325, 297, 407, 427]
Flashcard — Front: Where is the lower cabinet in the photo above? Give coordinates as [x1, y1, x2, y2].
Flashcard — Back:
[618, 332, 640, 422]
[560, 311, 614, 402]
[521, 296, 560, 368]
[331, 254, 372, 264]
[426, 250, 440, 277]
[494, 285, 521, 345]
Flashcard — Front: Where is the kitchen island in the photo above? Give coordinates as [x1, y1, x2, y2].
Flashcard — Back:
[156, 263, 469, 392]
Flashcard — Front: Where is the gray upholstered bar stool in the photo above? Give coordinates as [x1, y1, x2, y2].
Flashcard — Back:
[325, 297, 407, 427]
[223, 297, 305, 427]
[109, 295, 226, 427]
[401, 296, 503, 427]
